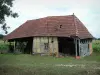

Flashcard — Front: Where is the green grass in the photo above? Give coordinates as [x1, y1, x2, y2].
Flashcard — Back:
[0, 53, 100, 75]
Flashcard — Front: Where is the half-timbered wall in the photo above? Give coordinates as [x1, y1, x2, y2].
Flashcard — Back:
[32, 37, 59, 55]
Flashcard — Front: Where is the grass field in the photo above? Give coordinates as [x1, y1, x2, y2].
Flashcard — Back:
[0, 40, 100, 75]
[0, 53, 100, 75]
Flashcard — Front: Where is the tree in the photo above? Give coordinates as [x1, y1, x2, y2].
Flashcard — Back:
[98, 38, 100, 40]
[0, 0, 18, 34]
[0, 34, 4, 39]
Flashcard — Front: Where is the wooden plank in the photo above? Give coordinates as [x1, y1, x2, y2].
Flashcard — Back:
[32, 37, 34, 54]
[75, 39, 77, 57]
[40, 37, 44, 53]
[56, 37, 59, 57]
[14, 40, 16, 51]
[78, 39, 80, 56]
[33, 37, 36, 53]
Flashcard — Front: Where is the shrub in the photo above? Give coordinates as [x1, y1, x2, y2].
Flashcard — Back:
[0, 44, 8, 50]
[93, 40, 100, 52]
[0, 40, 9, 53]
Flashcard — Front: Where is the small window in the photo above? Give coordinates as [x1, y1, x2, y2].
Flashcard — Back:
[60, 25, 62, 28]
[51, 38, 54, 43]
[51, 40, 54, 43]
[44, 43, 49, 50]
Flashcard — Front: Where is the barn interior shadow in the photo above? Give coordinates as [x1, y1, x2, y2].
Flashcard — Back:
[58, 37, 76, 56]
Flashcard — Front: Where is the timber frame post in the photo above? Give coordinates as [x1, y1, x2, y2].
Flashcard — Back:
[14, 40, 16, 52]
[78, 39, 80, 57]
[74, 38, 80, 59]
[9, 42, 11, 53]
[74, 38, 77, 57]
[32, 37, 34, 54]
[56, 38, 59, 57]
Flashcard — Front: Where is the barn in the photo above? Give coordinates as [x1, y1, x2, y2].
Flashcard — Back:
[4, 14, 93, 58]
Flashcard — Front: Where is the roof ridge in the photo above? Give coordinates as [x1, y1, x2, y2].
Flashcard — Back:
[73, 14, 79, 37]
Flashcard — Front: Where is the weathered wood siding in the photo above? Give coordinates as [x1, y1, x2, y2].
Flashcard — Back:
[80, 43, 90, 57]
[80, 39, 92, 57]
[32, 37, 58, 55]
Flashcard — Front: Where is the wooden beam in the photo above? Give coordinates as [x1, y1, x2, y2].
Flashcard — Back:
[14, 40, 16, 52]
[9, 42, 11, 52]
[78, 39, 80, 57]
[32, 37, 34, 54]
[75, 39, 77, 57]
[56, 37, 59, 57]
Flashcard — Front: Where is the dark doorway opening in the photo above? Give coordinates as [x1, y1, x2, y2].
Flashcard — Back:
[58, 37, 75, 56]
[9, 37, 33, 54]
[24, 37, 33, 54]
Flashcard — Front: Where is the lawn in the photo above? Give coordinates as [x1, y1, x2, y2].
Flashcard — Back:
[0, 40, 100, 75]
[0, 53, 100, 75]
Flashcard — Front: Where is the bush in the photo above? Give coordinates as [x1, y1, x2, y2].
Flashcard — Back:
[0, 44, 8, 50]
[0, 40, 9, 53]
[93, 45, 100, 52]
[93, 40, 100, 52]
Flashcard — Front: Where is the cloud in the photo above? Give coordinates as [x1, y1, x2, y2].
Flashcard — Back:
[1, 0, 99, 38]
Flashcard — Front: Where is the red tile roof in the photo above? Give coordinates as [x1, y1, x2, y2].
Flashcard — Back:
[4, 15, 93, 40]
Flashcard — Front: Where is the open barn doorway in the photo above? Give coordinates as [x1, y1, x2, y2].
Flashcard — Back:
[9, 37, 33, 54]
[58, 37, 75, 56]
[23, 37, 33, 54]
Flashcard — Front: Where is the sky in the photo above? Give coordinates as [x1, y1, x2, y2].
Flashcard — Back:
[0, 0, 100, 38]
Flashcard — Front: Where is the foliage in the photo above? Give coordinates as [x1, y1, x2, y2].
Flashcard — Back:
[0, 0, 18, 34]
[0, 34, 4, 39]
[98, 38, 100, 40]
[93, 40, 100, 52]
[0, 40, 9, 53]
[0, 44, 8, 50]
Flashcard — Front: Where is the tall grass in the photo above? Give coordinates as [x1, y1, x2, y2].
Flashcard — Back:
[92, 40, 100, 52]
[0, 40, 9, 53]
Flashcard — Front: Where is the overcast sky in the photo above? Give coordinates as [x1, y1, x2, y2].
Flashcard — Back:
[0, 0, 100, 38]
